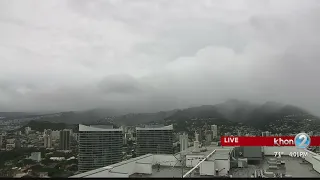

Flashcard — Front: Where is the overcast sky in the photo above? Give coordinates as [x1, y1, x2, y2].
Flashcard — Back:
[1, 0, 320, 114]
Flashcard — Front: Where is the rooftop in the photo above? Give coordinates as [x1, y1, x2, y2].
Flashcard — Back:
[230, 156, 320, 178]
[130, 164, 231, 178]
[71, 154, 154, 178]
[130, 166, 191, 178]
[78, 124, 122, 132]
[70, 147, 320, 178]
[182, 144, 234, 157]
[136, 124, 173, 131]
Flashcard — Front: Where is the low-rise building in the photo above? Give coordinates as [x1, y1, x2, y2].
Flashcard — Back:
[50, 157, 65, 161]
[6, 143, 15, 151]
[28, 152, 41, 162]
[242, 147, 262, 161]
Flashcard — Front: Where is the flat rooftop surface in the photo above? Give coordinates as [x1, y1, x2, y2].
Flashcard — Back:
[183, 144, 234, 156]
[130, 166, 192, 178]
[230, 156, 320, 178]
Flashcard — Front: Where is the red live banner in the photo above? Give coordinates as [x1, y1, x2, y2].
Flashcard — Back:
[220, 136, 320, 146]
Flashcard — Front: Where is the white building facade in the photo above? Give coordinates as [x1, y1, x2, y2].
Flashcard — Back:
[211, 125, 218, 139]
[78, 124, 123, 172]
[179, 133, 188, 152]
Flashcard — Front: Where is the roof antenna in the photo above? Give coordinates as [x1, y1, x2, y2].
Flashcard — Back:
[171, 151, 185, 178]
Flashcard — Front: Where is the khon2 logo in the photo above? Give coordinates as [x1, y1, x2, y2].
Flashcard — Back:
[294, 133, 311, 149]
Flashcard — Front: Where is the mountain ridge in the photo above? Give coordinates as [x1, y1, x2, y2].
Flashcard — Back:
[1, 100, 316, 129]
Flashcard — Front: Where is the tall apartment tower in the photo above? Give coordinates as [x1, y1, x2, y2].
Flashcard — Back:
[60, 130, 71, 150]
[205, 132, 212, 143]
[78, 124, 123, 173]
[198, 129, 203, 142]
[25, 127, 31, 135]
[211, 125, 218, 139]
[43, 129, 52, 148]
[52, 130, 61, 140]
[43, 135, 52, 148]
[136, 125, 173, 156]
[44, 129, 52, 136]
[179, 133, 188, 152]
[0, 135, 3, 149]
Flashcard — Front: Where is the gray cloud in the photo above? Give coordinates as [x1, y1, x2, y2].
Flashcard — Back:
[1, 0, 320, 114]
[98, 74, 144, 94]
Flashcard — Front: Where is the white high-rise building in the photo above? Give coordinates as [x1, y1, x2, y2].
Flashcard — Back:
[193, 132, 200, 153]
[206, 133, 212, 143]
[211, 125, 218, 139]
[64, 129, 73, 136]
[0, 135, 3, 149]
[43, 129, 53, 148]
[179, 133, 188, 152]
[25, 127, 31, 135]
[73, 133, 79, 142]
[52, 130, 60, 140]
[44, 129, 52, 136]
[136, 125, 173, 156]
[44, 135, 52, 148]
[78, 124, 123, 172]
[123, 133, 127, 145]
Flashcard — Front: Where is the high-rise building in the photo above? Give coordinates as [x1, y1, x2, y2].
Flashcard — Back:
[43, 129, 52, 148]
[136, 125, 173, 156]
[78, 124, 123, 173]
[73, 133, 79, 142]
[43, 135, 52, 148]
[179, 133, 188, 152]
[68, 129, 73, 136]
[52, 130, 60, 140]
[193, 132, 200, 153]
[25, 127, 31, 135]
[124, 133, 129, 145]
[198, 129, 203, 142]
[44, 129, 52, 136]
[211, 125, 218, 139]
[205, 133, 212, 143]
[60, 130, 71, 150]
[0, 135, 3, 149]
